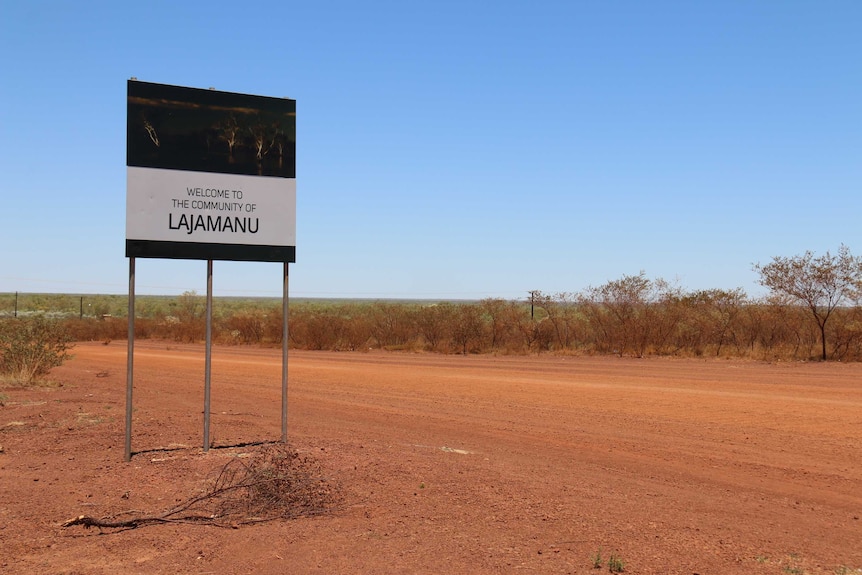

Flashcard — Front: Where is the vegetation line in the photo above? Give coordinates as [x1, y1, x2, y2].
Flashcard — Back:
[2, 247, 861, 362]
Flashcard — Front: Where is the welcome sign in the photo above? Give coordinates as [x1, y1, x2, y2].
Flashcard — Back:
[126, 80, 296, 262]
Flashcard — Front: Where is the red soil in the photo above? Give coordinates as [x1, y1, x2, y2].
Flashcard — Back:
[1, 341, 860, 574]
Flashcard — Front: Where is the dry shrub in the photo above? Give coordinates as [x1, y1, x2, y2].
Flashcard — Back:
[0, 316, 74, 385]
[206, 444, 340, 523]
[60, 317, 129, 342]
[218, 312, 267, 344]
[63, 444, 340, 530]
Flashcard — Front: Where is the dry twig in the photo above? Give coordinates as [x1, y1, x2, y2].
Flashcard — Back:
[62, 444, 339, 531]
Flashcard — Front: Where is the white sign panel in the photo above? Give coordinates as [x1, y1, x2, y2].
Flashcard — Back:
[126, 167, 296, 246]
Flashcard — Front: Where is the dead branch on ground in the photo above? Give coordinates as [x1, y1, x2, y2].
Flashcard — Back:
[62, 444, 339, 531]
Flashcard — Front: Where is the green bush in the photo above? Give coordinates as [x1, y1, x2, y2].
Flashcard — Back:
[0, 317, 74, 385]
[608, 552, 625, 573]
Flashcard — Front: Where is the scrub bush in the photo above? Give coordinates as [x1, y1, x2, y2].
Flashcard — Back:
[0, 316, 74, 385]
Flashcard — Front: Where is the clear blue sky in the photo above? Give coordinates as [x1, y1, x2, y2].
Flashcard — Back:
[1, 1, 859, 300]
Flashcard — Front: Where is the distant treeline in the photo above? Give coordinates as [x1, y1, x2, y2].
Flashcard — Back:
[0, 292, 282, 320]
[2, 279, 861, 361]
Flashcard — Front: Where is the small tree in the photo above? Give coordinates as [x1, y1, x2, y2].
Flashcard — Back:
[218, 114, 242, 157]
[0, 317, 74, 384]
[416, 303, 453, 351]
[580, 272, 678, 357]
[680, 288, 747, 356]
[479, 298, 507, 350]
[531, 291, 579, 350]
[754, 245, 862, 360]
[451, 304, 484, 354]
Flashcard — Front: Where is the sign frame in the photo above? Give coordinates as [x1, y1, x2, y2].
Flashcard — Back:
[126, 80, 296, 263]
[124, 80, 295, 461]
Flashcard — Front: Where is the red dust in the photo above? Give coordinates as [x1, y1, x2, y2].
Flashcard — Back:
[1, 341, 860, 574]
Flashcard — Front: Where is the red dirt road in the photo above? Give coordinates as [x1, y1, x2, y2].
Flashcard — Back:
[2, 342, 861, 574]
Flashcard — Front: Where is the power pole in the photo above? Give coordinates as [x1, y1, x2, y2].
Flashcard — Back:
[529, 290, 537, 320]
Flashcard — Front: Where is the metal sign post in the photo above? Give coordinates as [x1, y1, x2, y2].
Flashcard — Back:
[204, 260, 213, 451]
[282, 262, 289, 442]
[124, 257, 136, 462]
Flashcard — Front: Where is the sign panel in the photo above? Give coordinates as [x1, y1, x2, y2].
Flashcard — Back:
[126, 80, 296, 262]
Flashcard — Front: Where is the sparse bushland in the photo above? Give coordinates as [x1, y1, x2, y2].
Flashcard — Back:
[4, 247, 861, 361]
[10, 289, 859, 361]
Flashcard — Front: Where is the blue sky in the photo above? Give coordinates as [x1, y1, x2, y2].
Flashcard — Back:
[1, 1, 859, 299]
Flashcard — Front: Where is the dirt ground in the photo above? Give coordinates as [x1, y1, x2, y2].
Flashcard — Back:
[1, 341, 861, 574]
